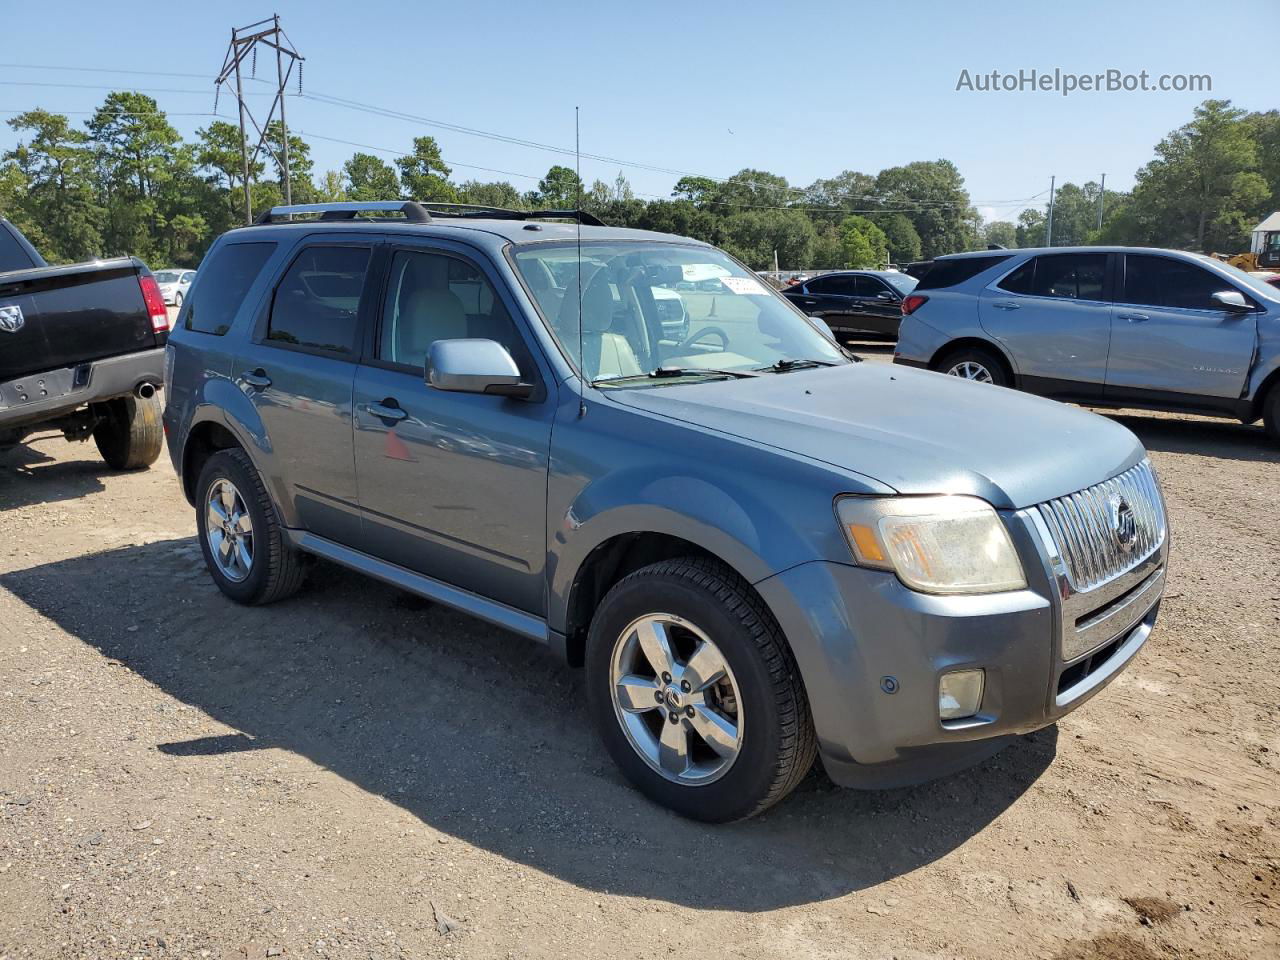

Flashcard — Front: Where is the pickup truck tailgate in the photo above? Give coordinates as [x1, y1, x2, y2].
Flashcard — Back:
[0, 258, 158, 383]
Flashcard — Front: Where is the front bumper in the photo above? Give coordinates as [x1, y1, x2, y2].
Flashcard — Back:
[755, 511, 1167, 789]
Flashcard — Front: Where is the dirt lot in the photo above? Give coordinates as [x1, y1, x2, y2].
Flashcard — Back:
[1, 363, 1278, 959]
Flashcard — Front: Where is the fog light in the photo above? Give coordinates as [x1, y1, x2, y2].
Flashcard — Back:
[939, 669, 985, 721]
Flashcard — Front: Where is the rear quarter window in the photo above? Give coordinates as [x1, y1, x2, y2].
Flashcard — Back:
[185, 242, 277, 336]
[916, 255, 1012, 291]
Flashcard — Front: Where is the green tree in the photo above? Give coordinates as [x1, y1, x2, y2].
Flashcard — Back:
[721, 208, 815, 270]
[877, 212, 923, 263]
[395, 136, 455, 202]
[671, 175, 717, 204]
[344, 152, 400, 202]
[457, 180, 526, 209]
[531, 165, 583, 207]
[5, 109, 102, 262]
[873, 160, 979, 258]
[263, 121, 317, 203]
[983, 220, 1018, 249]
[840, 215, 888, 268]
[1121, 100, 1269, 251]
[316, 169, 347, 202]
[195, 120, 262, 223]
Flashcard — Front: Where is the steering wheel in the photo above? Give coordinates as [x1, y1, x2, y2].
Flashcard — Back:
[676, 326, 730, 351]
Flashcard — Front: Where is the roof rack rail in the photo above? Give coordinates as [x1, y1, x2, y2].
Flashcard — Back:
[418, 202, 606, 227]
[254, 201, 432, 224]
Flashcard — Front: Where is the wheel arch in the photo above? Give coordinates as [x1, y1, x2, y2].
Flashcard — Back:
[930, 337, 1019, 385]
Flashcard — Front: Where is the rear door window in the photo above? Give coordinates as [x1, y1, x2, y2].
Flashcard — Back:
[1123, 255, 1236, 310]
[808, 274, 855, 295]
[267, 245, 372, 355]
[997, 253, 1107, 301]
[185, 242, 276, 336]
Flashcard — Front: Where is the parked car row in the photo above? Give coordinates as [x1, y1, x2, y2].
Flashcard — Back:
[162, 201, 1169, 823]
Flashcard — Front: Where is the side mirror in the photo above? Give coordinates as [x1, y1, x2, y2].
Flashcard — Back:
[427, 339, 532, 398]
[1212, 290, 1252, 312]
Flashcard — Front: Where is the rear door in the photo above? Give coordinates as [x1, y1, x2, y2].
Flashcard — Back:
[802, 274, 861, 333]
[234, 240, 376, 544]
[350, 240, 554, 615]
[851, 274, 902, 335]
[978, 252, 1111, 398]
[1106, 253, 1257, 401]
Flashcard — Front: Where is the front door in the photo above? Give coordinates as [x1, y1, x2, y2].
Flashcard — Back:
[1106, 253, 1257, 402]
[351, 243, 554, 615]
[234, 241, 375, 544]
[978, 252, 1112, 399]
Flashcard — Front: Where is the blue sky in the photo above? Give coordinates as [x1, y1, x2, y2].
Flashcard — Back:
[1, 0, 1273, 223]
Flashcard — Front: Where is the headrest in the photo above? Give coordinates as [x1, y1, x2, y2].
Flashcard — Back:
[558, 266, 617, 334]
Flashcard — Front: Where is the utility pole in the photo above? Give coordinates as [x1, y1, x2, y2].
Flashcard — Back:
[215, 15, 304, 224]
[1045, 175, 1056, 247]
[1096, 172, 1106, 231]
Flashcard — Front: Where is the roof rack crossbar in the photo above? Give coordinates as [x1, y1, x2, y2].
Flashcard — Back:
[416, 202, 606, 227]
[254, 201, 432, 224]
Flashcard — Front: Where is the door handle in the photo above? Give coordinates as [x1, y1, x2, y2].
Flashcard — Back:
[800, 298, 817, 305]
[991, 301, 1021, 310]
[242, 369, 272, 389]
[368, 399, 408, 422]
[1118, 313, 1150, 323]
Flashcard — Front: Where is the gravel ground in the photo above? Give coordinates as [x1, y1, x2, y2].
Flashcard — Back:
[1, 355, 1277, 959]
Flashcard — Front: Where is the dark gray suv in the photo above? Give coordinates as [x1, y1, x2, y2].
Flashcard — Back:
[164, 202, 1169, 821]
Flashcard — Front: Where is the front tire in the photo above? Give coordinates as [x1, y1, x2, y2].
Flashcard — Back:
[585, 557, 816, 822]
[195, 448, 306, 605]
[1263, 385, 1280, 445]
[92, 394, 163, 470]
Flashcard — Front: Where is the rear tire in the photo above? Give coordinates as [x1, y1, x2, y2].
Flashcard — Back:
[195, 448, 306, 605]
[1263, 385, 1280, 445]
[585, 557, 816, 822]
[935, 345, 1010, 387]
[93, 394, 163, 470]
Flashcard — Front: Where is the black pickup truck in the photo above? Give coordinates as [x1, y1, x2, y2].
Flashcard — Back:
[0, 218, 168, 469]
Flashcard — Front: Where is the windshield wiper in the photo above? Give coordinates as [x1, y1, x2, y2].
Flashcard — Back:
[592, 366, 760, 386]
[754, 358, 842, 373]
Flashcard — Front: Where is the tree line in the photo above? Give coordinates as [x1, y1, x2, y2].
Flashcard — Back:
[1, 93, 1275, 271]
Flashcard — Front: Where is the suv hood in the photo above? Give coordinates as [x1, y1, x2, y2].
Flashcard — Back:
[606, 363, 1144, 509]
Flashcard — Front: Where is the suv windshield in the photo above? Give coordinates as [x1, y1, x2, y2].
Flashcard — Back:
[513, 241, 846, 384]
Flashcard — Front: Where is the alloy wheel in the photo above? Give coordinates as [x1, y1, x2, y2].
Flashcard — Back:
[608, 613, 743, 785]
[946, 360, 993, 383]
[206, 478, 254, 582]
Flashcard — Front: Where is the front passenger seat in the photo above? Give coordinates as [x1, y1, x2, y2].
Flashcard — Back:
[396, 256, 469, 367]
[558, 268, 643, 381]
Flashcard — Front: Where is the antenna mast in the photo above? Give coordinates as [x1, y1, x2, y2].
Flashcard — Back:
[575, 106, 586, 419]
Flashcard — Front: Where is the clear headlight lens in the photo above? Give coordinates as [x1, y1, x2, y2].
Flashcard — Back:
[836, 495, 1026, 595]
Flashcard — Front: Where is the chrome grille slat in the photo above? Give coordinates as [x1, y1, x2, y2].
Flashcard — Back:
[1034, 460, 1166, 593]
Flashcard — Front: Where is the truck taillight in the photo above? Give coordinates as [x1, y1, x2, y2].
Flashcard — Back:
[139, 273, 170, 333]
[901, 294, 929, 316]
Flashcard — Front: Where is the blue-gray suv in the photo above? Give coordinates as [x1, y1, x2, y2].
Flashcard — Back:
[894, 246, 1280, 442]
[164, 203, 1169, 822]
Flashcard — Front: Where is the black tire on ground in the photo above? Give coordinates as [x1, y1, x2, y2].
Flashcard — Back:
[585, 557, 817, 823]
[175, 291, 183, 307]
[1263, 385, 1280, 445]
[92, 394, 163, 470]
[195, 447, 306, 605]
[934, 344, 1011, 388]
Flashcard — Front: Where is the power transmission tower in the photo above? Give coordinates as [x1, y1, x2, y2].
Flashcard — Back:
[215, 15, 304, 225]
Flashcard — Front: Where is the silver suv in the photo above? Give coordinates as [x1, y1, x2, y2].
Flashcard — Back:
[894, 246, 1280, 442]
[164, 203, 1169, 822]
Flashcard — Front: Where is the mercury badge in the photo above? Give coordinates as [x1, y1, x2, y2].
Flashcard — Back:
[1109, 494, 1137, 553]
[0, 304, 24, 334]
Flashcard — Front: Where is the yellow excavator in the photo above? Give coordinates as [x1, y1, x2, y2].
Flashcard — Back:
[1212, 212, 1280, 272]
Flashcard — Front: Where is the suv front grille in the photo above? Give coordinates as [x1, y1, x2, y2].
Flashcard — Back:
[1035, 459, 1165, 592]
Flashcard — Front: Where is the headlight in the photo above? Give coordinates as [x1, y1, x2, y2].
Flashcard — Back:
[836, 495, 1026, 595]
